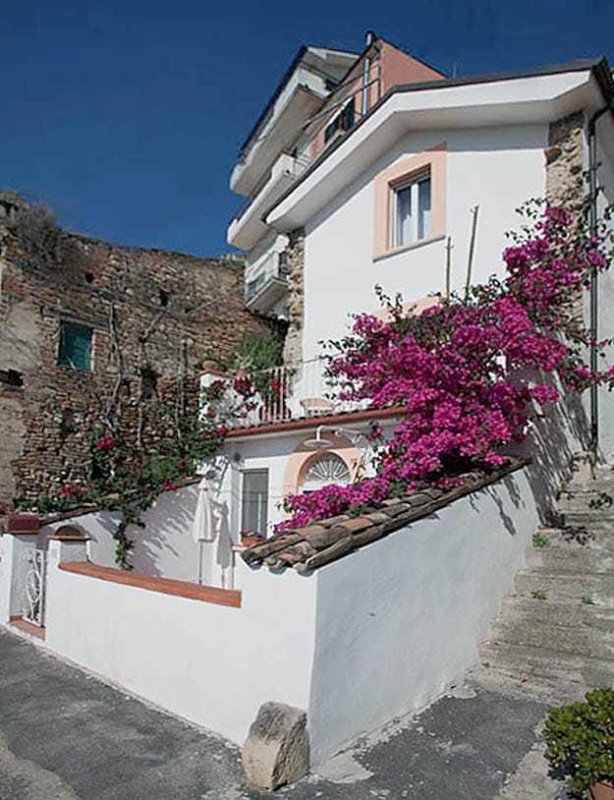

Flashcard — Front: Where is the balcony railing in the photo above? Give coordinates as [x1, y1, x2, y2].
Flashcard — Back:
[201, 357, 367, 430]
[245, 252, 289, 310]
[230, 66, 382, 232]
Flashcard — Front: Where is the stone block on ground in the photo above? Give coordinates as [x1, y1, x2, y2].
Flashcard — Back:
[242, 701, 309, 791]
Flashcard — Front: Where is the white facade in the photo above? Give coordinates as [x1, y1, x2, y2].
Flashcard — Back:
[300, 123, 548, 359]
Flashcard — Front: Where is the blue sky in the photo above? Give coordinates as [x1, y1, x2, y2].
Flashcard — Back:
[2, 0, 613, 256]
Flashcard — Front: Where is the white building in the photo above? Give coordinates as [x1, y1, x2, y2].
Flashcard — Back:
[3, 35, 614, 774]
[217, 36, 614, 555]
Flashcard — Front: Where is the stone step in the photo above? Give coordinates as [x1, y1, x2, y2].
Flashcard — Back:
[534, 526, 614, 550]
[479, 640, 614, 691]
[498, 596, 614, 630]
[526, 545, 614, 573]
[558, 509, 614, 526]
[468, 663, 591, 705]
[514, 570, 614, 606]
[491, 617, 614, 659]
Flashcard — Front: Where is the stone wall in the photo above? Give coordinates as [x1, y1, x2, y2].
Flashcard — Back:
[0, 210, 272, 508]
[281, 228, 305, 366]
[545, 111, 585, 327]
[545, 111, 584, 207]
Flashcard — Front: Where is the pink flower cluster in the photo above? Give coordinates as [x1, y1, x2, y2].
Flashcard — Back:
[278, 206, 613, 530]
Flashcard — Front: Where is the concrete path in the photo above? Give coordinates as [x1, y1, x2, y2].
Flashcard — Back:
[0, 628, 566, 799]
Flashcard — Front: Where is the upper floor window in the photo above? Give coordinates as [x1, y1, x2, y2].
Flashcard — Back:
[372, 143, 447, 261]
[392, 173, 431, 248]
[324, 98, 356, 143]
[58, 321, 93, 371]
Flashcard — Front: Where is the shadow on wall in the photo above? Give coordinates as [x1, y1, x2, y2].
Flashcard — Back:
[127, 484, 201, 581]
[509, 382, 589, 523]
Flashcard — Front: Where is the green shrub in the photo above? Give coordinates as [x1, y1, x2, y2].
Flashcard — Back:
[543, 688, 614, 794]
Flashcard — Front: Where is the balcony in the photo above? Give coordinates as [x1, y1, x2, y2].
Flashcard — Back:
[244, 252, 289, 315]
[227, 68, 381, 250]
[227, 153, 308, 250]
[201, 357, 367, 430]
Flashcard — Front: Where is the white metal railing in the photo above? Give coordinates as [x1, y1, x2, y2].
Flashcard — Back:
[200, 357, 367, 429]
[22, 550, 46, 627]
[245, 252, 289, 303]
[236, 357, 365, 428]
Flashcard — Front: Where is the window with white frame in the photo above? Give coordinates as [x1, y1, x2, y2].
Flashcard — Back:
[391, 172, 431, 248]
[241, 469, 269, 535]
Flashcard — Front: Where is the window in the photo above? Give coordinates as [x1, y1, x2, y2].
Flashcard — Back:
[324, 98, 355, 143]
[372, 143, 446, 261]
[241, 470, 269, 535]
[392, 173, 431, 248]
[302, 453, 350, 493]
[58, 321, 93, 371]
[0, 369, 24, 388]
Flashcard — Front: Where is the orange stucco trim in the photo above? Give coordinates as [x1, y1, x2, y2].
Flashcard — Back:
[59, 562, 242, 608]
[373, 142, 447, 260]
[281, 434, 364, 501]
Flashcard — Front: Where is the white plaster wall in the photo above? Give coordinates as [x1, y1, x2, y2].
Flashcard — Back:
[595, 119, 614, 461]
[302, 124, 548, 360]
[42, 511, 120, 567]
[45, 557, 317, 746]
[308, 466, 538, 763]
[220, 433, 308, 535]
[38, 485, 207, 583]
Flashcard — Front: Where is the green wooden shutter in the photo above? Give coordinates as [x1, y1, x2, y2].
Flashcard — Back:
[58, 322, 92, 371]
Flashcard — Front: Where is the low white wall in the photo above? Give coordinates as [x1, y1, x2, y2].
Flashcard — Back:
[44, 557, 317, 746]
[42, 511, 120, 567]
[39, 484, 205, 582]
[307, 466, 539, 763]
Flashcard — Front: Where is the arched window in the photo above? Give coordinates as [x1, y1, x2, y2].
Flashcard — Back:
[302, 453, 351, 493]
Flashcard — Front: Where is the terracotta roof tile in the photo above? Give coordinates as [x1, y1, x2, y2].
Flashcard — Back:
[242, 457, 530, 575]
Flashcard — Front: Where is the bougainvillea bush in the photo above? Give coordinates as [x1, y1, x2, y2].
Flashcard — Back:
[278, 204, 614, 530]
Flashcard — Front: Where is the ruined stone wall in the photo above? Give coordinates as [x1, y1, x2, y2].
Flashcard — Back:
[545, 111, 584, 208]
[281, 228, 305, 366]
[545, 111, 586, 328]
[0, 224, 271, 508]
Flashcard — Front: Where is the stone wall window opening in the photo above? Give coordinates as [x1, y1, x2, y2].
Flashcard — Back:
[57, 321, 93, 372]
[301, 452, 351, 494]
[140, 366, 159, 401]
[391, 170, 431, 249]
[0, 369, 24, 389]
[241, 469, 269, 536]
[158, 289, 169, 308]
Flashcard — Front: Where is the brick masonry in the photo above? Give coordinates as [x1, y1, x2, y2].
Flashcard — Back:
[0, 200, 273, 509]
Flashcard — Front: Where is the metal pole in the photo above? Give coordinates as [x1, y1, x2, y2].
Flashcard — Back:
[465, 206, 479, 299]
[445, 236, 453, 299]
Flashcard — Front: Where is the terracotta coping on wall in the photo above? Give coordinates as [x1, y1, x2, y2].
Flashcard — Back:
[226, 406, 406, 439]
[10, 616, 46, 640]
[47, 533, 89, 542]
[242, 457, 531, 574]
[58, 561, 242, 608]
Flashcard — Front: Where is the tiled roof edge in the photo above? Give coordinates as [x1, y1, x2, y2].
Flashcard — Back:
[242, 456, 531, 574]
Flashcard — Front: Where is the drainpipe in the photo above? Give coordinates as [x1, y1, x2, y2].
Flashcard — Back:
[587, 102, 613, 457]
[361, 31, 376, 117]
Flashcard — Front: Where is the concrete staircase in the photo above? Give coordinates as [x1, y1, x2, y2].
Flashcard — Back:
[472, 463, 614, 703]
